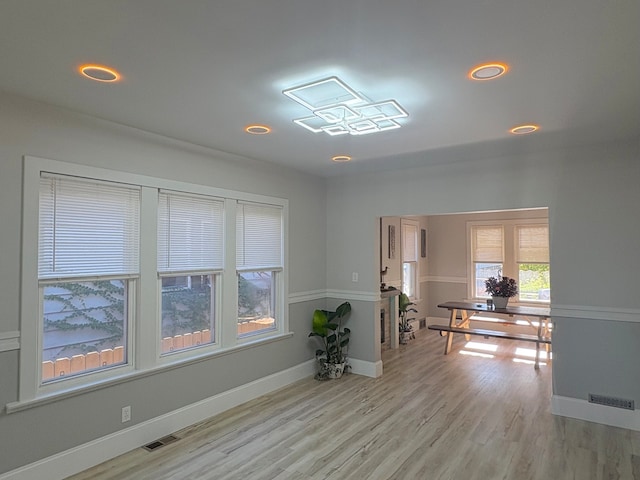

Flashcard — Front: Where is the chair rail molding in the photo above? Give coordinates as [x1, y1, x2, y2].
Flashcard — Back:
[0, 331, 20, 352]
[426, 275, 467, 284]
[551, 305, 640, 323]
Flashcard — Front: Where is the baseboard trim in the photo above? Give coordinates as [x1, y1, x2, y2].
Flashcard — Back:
[0, 360, 316, 480]
[551, 395, 640, 431]
[349, 358, 383, 378]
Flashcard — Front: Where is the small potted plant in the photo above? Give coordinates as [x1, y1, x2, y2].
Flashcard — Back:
[308, 301, 351, 380]
[485, 276, 518, 308]
[398, 292, 417, 344]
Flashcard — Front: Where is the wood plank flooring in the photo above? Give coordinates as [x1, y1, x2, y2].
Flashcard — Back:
[67, 330, 640, 480]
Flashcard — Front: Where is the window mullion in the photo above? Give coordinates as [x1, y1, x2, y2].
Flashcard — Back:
[137, 186, 159, 369]
[220, 199, 238, 348]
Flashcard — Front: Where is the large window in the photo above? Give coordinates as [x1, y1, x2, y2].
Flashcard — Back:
[471, 225, 504, 299]
[469, 220, 550, 303]
[157, 191, 224, 354]
[19, 157, 287, 404]
[39, 175, 139, 382]
[236, 202, 283, 337]
[515, 225, 550, 302]
[401, 220, 419, 299]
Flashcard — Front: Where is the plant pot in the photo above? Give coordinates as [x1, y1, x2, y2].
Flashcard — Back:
[492, 295, 509, 309]
[400, 330, 415, 344]
[316, 358, 346, 379]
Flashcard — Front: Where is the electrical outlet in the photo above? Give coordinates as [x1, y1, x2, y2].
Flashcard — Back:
[352, 272, 358, 282]
[121, 405, 131, 423]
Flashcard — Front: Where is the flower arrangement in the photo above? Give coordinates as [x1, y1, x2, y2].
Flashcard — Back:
[485, 276, 518, 298]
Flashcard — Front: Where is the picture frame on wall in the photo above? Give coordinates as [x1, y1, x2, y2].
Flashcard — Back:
[388, 225, 395, 259]
[421, 228, 427, 258]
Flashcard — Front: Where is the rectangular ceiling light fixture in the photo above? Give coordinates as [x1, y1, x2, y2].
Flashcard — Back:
[283, 76, 408, 136]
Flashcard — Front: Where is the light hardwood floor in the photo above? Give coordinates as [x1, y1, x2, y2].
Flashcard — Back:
[67, 330, 640, 480]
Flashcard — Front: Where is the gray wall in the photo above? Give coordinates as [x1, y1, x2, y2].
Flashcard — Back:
[326, 137, 640, 404]
[0, 93, 327, 474]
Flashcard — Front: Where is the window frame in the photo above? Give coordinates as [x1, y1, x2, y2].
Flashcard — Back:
[467, 218, 550, 304]
[401, 219, 419, 300]
[18, 155, 289, 406]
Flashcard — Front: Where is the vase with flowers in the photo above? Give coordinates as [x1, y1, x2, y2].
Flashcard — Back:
[485, 276, 518, 309]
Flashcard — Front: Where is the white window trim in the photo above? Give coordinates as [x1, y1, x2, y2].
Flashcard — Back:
[466, 218, 549, 304]
[17, 155, 289, 407]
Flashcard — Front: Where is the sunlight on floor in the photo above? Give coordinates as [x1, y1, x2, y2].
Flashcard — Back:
[458, 341, 552, 367]
[515, 347, 552, 360]
[513, 358, 548, 366]
[464, 341, 498, 352]
[460, 350, 495, 359]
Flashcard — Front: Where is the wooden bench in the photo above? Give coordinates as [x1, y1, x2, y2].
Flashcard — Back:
[428, 324, 551, 344]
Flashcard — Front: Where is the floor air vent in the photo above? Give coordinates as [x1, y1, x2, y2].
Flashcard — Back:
[588, 394, 635, 410]
[143, 434, 179, 451]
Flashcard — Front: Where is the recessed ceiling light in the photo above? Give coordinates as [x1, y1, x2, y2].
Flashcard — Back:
[510, 124, 539, 135]
[245, 125, 271, 134]
[331, 155, 352, 162]
[469, 63, 508, 81]
[79, 64, 121, 82]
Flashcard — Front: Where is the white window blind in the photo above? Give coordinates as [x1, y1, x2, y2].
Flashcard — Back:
[157, 191, 224, 272]
[472, 225, 503, 262]
[516, 225, 549, 263]
[402, 223, 418, 262]
[39, 175, 140, 279]
[236, 202, 282, 269]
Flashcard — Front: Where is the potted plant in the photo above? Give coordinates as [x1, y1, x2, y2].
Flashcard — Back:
[398, 292, 417, 344]
[485, 276, 518, 308]
[308, 301, 351, 380]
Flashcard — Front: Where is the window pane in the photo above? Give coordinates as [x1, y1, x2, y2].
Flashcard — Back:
[161, 275, 214, 353]
[238, 271, 276, 336]
[157, 191, 224, 272]
[472, 226, 503, 262]
[518, 264, 551, 302]
[42, 280, 127, 383]
[475, 263, 502, 298]
[236, 203, 282, 269]
[39, 175, 140, 279]
[402, 262, 416, 298]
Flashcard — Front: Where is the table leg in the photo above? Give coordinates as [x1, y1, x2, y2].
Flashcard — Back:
[460, 310, 471, 341]
[534, 318, 544, 369]
[444, 308, 457, 354]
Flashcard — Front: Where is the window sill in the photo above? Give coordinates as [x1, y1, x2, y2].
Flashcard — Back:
[5, 331, 294, 414]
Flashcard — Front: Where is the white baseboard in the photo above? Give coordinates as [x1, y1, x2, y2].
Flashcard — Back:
[0, 360, 316, 480]
[551, 395, 640, 431]
[349, 358, 383, 378]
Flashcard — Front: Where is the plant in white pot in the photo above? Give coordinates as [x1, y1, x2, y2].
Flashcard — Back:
[308, 301, 351, 380]
[485, 275, 518, 308]
[398, 293, 417, 344]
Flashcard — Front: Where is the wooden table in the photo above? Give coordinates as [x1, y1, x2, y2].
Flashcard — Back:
[430, 301, 552, 369]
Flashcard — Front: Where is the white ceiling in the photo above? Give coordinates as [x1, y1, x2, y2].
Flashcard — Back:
[1, 0, 638, 177]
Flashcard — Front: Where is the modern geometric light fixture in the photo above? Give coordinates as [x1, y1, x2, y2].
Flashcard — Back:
[283, 76, 408, 136]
